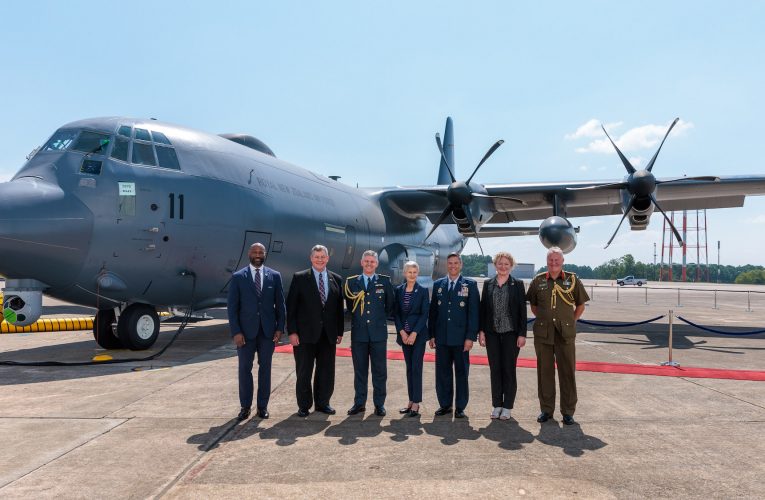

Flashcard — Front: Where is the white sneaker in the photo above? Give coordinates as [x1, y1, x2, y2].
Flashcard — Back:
[491, 407, 502, 419]
[499, 408, 511, 420]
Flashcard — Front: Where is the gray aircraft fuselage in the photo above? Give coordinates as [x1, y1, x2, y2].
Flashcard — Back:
[0, 117, 463, 315]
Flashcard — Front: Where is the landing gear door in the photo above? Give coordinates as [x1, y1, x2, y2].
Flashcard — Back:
[220, 231, 272, 293]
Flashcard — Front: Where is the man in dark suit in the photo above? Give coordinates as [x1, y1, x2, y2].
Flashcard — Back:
[428, 252, 480, 418]
[344, 250, 395, 416]
[227, 242, 286, 421]
[286, 244, 345, 417]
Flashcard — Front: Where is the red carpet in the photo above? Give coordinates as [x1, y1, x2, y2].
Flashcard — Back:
[274, 345, 765, 381]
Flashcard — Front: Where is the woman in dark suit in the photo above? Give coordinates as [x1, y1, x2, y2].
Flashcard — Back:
[393, 260, 430, 417]
[478, 251, 527, 420]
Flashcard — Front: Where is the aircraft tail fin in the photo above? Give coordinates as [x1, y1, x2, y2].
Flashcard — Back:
[437, 117, 454, 185]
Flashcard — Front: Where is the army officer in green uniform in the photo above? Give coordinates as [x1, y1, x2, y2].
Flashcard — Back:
[526, 246, 589, 425]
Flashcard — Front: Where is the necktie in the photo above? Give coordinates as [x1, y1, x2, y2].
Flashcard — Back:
[253, 268, 262, 298]
[449, 281, 454, 294]
[319, 272, 326, 305]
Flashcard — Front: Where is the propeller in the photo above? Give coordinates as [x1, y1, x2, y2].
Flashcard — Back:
[423, 131, 525, 255]
[571, 118, 719, 248]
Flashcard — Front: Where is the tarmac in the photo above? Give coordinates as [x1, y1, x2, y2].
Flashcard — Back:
[1, 280, 764, 499]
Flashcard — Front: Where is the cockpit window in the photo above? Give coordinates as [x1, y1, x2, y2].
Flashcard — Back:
[132, 142, 156, 166]
[151, 130, 172, 145]
[155, 146, 180, 170]
[118, 125, 132, 138]
[134, 128, 151, 141]
[111, 137, 129, 162]
[42, 130, 78, 151]
[72, 131, 111, 154]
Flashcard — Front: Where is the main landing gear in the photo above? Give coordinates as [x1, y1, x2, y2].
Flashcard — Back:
[92, 304, 160, 350]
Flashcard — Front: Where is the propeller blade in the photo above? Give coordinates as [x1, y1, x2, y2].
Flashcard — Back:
[435, 133, 457, 183]
[604, 195, 637, 249]
[645, 118, 679, 172]
[466, 140, 504, 184]
[649, 193, 683, 245]
[473, 193, 527, 206]
[655, 175, 720, 185]
[567, 181, 629, 191]
[463, 204, 484, 256]
[423, 205, 454, 242]
[602, 124, 636, 174]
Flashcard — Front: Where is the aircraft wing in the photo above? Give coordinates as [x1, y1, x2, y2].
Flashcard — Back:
[377, 175, 765, 224]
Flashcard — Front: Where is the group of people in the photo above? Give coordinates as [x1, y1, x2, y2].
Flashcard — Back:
[227, 243, 589, 425]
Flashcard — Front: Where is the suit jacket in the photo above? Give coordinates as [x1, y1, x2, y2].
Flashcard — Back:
[479, 276, 528, 336]
[393, 281, 429, 346]
[227, 265, 286, 340]
[344, 274, 395, 343]
[428, 275, 480, 346]
[286, 268, 344, 344]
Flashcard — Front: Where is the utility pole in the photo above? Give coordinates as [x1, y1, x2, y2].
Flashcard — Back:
[717, 240, 721, 283]
[653, 242, 657, 281]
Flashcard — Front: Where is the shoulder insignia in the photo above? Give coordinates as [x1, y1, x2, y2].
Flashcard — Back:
[346, 275, 359, 280]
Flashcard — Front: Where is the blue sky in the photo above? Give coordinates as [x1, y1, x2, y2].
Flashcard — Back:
[1, 1, 764, 269]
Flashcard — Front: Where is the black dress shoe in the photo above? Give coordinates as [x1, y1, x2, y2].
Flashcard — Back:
[434, 407, 452, 416]
[406, 408, 420, 418]
[297, 408, 310, 417]
[257, 408, 269, 419]
[374, 406, 386, 416]
[562, 414, 576, 425]
[316, 406, 336, 415]
[399, 406, 413, 414]
[537, 412, 552, 423]
[347, 404, 366, 415]
[454, 409, 467, 419]
[237, 407, 251, 421]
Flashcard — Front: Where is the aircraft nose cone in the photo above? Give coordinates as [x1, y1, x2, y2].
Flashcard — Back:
[0, 179, 93, 288]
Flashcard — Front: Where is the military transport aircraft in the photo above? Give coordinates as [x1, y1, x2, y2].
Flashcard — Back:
[1, 116, 763, 350]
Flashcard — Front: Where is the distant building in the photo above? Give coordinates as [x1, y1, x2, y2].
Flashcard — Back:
[488, 262, 535, 280]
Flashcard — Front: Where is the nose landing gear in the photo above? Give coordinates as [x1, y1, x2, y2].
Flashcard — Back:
[93, 304, 160, 351]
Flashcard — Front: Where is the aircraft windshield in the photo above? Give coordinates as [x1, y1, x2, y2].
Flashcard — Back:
[72, 131, 111, 155]
[42, 130, 78, 152]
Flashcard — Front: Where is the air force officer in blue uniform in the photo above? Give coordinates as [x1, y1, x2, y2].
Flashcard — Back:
[227, 243, 286, 421]
[428, 252, 480, 418]
[344, 250, 395, 416]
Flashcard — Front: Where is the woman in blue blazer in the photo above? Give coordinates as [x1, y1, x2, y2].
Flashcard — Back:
[393, 260, 430, 417]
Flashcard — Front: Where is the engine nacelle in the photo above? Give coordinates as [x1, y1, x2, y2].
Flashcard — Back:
[2, 279, 46, 326]
[538, 216, 577, 254]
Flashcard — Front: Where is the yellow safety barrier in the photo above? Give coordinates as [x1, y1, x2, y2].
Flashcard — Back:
[1, 317, 95, 334]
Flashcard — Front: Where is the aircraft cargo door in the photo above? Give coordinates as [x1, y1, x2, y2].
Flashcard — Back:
[220, 231, 272, 292]
[342, 225, 356, 270]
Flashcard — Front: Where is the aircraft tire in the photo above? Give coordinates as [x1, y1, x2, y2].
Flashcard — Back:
[117, 304, 160, 350]
[93, 309, 123, 349]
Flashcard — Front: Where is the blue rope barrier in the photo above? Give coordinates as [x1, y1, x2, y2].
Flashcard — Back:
[577, 315, 665, 327]
[675, 316, 765, 336]
[526, 315, 665, 327]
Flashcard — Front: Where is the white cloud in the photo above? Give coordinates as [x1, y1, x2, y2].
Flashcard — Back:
[575, 119, 694, 154]
[565, 119, 622, 140]
[578, 165, 589, 172]
[749, 214, 765, 224]
[628, 156, 644, 168]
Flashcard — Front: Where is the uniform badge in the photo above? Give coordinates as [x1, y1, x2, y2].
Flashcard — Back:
[438, 300, 442, 305]
[459, 301, 465, 307]
[437, 287, 443, 294]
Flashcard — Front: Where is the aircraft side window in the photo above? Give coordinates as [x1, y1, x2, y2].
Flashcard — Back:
[110, 137, 130, 162]
[134, 128, 151, 141]
[118, 125, 132, 138]
[151, 131, 172, 145]
[72, 131, 111, 155]
[155, 146, 180, 170]
[132, 142, 157, 166]
[42, 130, 78, 151]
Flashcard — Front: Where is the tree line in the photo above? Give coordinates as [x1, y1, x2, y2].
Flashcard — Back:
[461, 253, 765, 284]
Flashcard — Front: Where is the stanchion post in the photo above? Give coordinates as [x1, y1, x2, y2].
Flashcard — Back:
[661, 309, 680, 367]
[677, 288, 681, 307]
[645, 286, 648, 305]
[617, 286, 619, 303]
[591, 285, 594, 301]
[748, 291, 751, 312]
[714, 290, 718, 310]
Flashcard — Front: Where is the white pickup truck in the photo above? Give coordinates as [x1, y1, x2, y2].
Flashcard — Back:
[616, 275, 647, 286]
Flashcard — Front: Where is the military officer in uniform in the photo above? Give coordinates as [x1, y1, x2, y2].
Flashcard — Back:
[526, 246, 590, 425]
[344, 250, 395, 416]
[428, 252, 480, 418]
